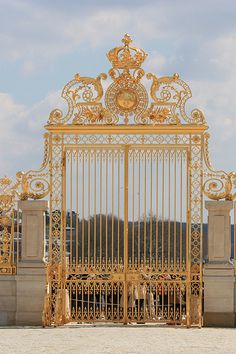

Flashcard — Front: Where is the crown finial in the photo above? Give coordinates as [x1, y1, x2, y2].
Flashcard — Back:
[107, 35, 147, 70]
[122, 34, 132, 47]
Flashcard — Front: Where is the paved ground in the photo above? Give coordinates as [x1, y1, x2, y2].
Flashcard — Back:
[0, 324, 236, 354]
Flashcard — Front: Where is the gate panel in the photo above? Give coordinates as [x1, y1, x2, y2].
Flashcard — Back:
[64, 146, 125, 322]
[63, 144, 190, 324]
[126, 146, 189, 323]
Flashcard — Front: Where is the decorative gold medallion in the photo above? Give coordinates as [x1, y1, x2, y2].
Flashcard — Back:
[105, 80, 148, 119]
[116, 89, 137, 111]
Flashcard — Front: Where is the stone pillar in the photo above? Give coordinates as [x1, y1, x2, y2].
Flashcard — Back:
[16, 200, 48, 325]
[203, 201, 235, 327]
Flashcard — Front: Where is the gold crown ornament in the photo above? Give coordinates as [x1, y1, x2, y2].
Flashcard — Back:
[107, 34, 147, 69]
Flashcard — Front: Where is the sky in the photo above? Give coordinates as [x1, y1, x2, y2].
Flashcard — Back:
[1, 0, 236, 178]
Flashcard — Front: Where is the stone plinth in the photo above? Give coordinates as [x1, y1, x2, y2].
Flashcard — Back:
[16, 200, 48, 326]
[18, 200, 48, 263]
[203, 201, 235, 327]
[0, 276, 16, 325]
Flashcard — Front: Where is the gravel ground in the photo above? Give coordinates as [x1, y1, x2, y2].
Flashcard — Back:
[0, 324, 236, 354]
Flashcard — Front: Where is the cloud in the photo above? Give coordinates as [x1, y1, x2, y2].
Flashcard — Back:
[0, 90, 62, 177]
[0, 1, 173, 74]
[144, 51, 167, 73]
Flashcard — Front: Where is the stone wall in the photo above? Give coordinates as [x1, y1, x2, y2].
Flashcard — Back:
[0, 276, 16, 325]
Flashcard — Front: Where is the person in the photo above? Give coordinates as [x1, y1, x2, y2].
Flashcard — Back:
[134, 282, 146, 322]
[146, 287, 156, 320]
[140, 270, 156, 320]
[127, 282, 136, 320]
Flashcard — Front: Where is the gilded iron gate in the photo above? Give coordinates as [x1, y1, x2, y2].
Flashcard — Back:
[40, 34, 235, 327]
[62, 144, 190, 324]
[42, 35, 206, 327]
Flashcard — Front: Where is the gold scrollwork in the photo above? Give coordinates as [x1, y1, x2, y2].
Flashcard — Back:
[48, 73, 107, 125]
[146, 72, 205, 125]
[203, 133, 236, 200]
[203, 175, 236, 200]
[15, 133, 50, 200]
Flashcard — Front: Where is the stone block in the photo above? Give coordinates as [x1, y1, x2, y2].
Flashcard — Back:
[0, 311, 15, 326]
[0, 277, 16, 296]
[204, 312, 235, 327]
[17, 295, 44, 313]
[16, 311, 43, 326]
[0, 296, 16, 311]
[17, 280, 45, 296]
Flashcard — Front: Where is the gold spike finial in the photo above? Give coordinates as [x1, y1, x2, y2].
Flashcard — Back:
[122, 34, 132, 47]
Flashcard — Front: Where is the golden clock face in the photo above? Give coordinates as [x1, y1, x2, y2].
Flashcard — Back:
[116, 89, 137, 111]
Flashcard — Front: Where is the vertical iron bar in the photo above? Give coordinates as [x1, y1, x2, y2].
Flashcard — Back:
[118, 149, 120, 268]
[138, 151, 141, 268]
[94, 149, 97, 269]
[100, 149, 103, 270]
[180, 151, 183, 272]
[82, 151, 85, 269]
[156, 151, 159, 269]
[88, 149, 91, 267]
[112, 149, 114, 270]
[123, 145, 129, 324]
[144, 150, 147, 266]
[186, 149, 191, 327]
[162, 150, 165, 269]
[70, 152, 73, 266]
[150, 149, 153, 269]
[106, 149, 108, 271]
[132, 150, 135, 269]
[168, 151, 170, 272]
[76, 150, 79, 267]
[61, 149, 67, 324]
[199, 141, 203, 328]
[174, 150, 177, 272]
[16, 205, 19, 265]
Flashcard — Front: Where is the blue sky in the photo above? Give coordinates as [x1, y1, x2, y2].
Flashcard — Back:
[1, 0, 236, 177]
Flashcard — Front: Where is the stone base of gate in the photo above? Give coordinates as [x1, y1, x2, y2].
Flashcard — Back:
[15, 200, 48, 326]
[203, 201, 236, 327]
[203, 263, 235, 327]
[16, 262, 45, 326]
[204, 312, 235, 327]
[0, 276, 16, 325]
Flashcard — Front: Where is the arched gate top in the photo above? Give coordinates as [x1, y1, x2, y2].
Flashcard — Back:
[47, 34, 206, 127]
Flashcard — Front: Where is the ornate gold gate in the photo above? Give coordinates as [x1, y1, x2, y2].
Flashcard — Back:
[42, 34, 210, 327]
[2, 34, 234, 327]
